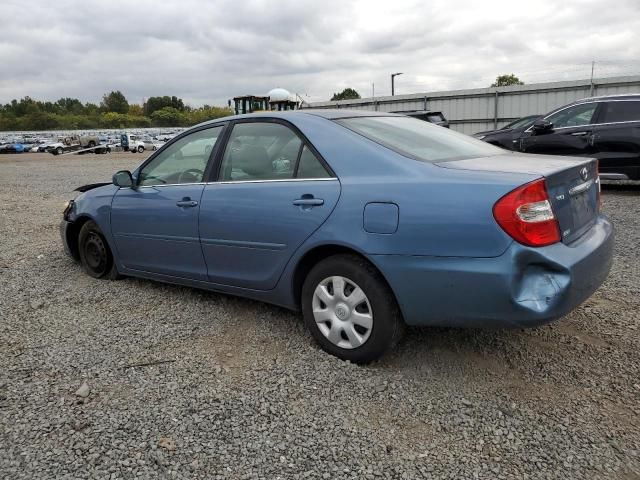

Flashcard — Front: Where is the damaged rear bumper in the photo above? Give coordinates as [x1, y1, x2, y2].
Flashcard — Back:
[370, 215, 614, 328]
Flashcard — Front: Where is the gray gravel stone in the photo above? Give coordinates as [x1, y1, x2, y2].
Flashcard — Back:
[74, 382, 90, 398]
[1, 153, 639, 479]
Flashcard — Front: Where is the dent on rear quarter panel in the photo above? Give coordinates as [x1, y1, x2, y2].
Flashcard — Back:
[509, 250, 570, 313]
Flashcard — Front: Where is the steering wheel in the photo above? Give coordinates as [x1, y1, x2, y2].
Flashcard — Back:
[178, 168, 204, 184]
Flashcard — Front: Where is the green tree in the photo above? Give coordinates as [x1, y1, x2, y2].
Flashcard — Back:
[0, 93, 231, 131]
[491, 74, 524, 87]
[56, 98, 85, 114]
[100, 91, 129, 113]
[185, 106, 233, 125]
[150, 107, 186, 127]
[21, 112, 59, 130]
[144, 95, 185, 116]
[128, 104, 144, 116]
[101, 112, 128, 128]
[331, 88, 361, 101]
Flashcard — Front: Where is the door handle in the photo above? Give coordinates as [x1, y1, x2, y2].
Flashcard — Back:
[293, 198, 324, 207]
[570, 131, 590, 136]
[176, 199, 198, 207]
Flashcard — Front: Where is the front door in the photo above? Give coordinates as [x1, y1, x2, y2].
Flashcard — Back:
[520, 101, 600, 157]
[198, 121, 341, 290]
[111, 125, 225, 279]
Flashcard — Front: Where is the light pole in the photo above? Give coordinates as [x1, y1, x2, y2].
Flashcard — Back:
[391, 72, 403, 96]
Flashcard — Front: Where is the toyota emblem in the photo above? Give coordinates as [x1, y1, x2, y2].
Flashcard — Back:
[580, 167, 588, 181]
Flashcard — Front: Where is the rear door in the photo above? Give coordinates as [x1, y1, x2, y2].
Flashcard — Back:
[520, 102, 600, 157]
[592, 99, 640, 180]
[199, 120, 340, 290]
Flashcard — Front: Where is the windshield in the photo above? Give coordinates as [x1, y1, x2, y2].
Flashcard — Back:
[336, 116, 504, 163]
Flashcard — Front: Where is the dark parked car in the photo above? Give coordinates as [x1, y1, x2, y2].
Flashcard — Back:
[393, 110, 449, 128]
[473, 115, 541, 149]
[61, 111, 613, 363]
[515, 95, 640, 180]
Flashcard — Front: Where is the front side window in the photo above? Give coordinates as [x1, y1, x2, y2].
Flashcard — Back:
[504, 115, 539, 130]
[546, 103, 598, 129]
[336, 116, 504, 163]
[599, 101, 640, 123]
[138, 126, 223, 186]
[220, 123, 303, 181]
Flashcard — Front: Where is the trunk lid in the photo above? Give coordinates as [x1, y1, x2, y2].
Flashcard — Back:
[437, 154, 599, 244]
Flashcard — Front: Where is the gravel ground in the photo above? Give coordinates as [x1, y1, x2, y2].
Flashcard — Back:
[1, 152, 639, 479]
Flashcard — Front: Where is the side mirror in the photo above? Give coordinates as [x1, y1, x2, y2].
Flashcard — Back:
[113, 170, 133, 188]
[532, 120, 553, 134]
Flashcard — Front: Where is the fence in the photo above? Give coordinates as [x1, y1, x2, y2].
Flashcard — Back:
[302, 75, 640, 134]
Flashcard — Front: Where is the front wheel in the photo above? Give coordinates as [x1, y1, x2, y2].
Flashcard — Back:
[78, 221, 120, 280]
[56, 146, 63, 155]
[137, 146, 144, 153]
[301, 254, 404, 363]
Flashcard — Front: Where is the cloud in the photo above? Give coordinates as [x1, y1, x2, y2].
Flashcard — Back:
[0, 0, 639, 106]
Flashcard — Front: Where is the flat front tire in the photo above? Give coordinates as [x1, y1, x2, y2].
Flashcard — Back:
[301, 254, 404, 363]
[78, 221, 120, 280]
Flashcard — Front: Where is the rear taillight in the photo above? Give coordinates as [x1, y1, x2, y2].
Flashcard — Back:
[493, 178, 561, 247]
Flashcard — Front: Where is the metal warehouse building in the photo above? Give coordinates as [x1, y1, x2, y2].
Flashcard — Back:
[303, 75, 640, 134]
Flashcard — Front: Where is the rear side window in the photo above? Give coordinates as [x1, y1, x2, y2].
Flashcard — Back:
[297, 146, 330, 178]
[220, 123, 302, 181]
[599, 101, 640, 123]
[219, 122, 332, 181]
[336, 116, 503, 163]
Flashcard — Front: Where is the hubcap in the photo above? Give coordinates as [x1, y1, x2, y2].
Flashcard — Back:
[312, 276, 373, 349]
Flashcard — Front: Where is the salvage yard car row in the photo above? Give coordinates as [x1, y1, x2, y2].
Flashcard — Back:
[0, 128, 183, 155]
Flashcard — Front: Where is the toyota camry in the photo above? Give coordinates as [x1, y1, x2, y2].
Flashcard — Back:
[60, 110, 614, 363]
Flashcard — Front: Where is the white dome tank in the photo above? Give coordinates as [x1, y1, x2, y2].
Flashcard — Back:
[268, 88, 293, 102]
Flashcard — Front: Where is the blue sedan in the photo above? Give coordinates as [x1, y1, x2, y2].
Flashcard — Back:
[60, 110, 614, 363]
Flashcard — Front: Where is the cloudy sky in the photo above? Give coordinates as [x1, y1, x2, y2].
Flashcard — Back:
[1, 0, 639, 107]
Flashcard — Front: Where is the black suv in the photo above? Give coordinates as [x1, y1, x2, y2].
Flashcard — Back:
[473, 115, 541, 149]
[515, 95, 640, 180]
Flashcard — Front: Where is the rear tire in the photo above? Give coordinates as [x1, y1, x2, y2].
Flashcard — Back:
[78, 221, 120, 280]
[137, 146, 144, 153]
[301, 254, 404, 363]
[56, 146, 63, 155]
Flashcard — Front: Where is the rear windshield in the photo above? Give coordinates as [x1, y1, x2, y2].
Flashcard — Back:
[336, 116, 504, 162]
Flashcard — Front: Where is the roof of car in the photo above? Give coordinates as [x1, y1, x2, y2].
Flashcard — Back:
[300, 109, 401, 119]
[195, 109, 399, 128]
[573, 93, 640, 103]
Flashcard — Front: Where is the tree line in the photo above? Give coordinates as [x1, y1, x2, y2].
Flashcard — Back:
[0, 91, 232, 131]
